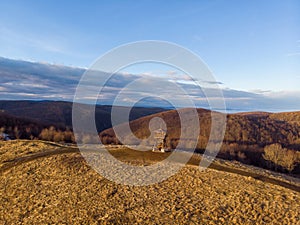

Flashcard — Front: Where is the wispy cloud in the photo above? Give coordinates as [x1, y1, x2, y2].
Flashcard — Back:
[0, 26, 73, 56]
[204, 81, 224, 85]
[250, 89, 272, 94]
[285, 40, 300, 57]
[0, 86, 7, 91]
[286, 52, 300, 57]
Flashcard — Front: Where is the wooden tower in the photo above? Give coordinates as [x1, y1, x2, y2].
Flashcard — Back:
[152, 128, 167, 152]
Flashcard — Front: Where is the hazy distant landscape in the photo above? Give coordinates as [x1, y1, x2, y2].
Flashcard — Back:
[1, 100, 299, 176]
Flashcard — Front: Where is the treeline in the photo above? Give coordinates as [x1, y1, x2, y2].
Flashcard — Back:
[0, 112, 44, 140]
[38, 126, 75, 143]
[223, 114, 300, 149]
[0, 112, 74, 142]
[216, 143, 300, 174]
[0, 125, 75, 143]
[100, 111, 300, 149]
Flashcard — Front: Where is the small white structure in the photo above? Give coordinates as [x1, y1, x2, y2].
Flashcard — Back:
[0, 133, 11, 141]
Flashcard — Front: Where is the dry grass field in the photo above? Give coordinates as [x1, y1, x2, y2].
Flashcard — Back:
[0, 141, 299, 224]
[0, 140, 66, 163]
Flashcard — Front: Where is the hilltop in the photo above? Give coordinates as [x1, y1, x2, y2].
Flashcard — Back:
[0, 140, 299, 224]
[100, 108, 300, 149]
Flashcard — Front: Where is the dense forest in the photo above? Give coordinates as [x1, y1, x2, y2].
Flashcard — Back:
[0, 100, 167, 131]
[100, 109, 300, 174]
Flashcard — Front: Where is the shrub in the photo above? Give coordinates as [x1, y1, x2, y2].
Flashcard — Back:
[263, 144, 299, 173]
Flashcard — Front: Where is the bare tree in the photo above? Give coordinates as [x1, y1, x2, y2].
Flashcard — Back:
[263, 144, 299, 173]
[39, 128, 50, 141]
[281, 149, 299, 173]
[53, 131, 64, 143]
[0, 127, 5, 133]
[14, 126, 21, 139]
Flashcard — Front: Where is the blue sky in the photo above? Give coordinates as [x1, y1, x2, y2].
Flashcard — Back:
[0, 0, 299, 111]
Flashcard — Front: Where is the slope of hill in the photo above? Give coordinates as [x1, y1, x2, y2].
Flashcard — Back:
[100, 109, 300, 173]
[0, 112, 47, 139]
[1, 100, 299, 173]
[100, 109, 300, 148]
[269, 111, 300, 126]
[0, 141, 299, 224]
[0, 100, 74, 128]
[225, 113, 300, 147]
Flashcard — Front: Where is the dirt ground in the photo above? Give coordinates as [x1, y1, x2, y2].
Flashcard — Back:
[0, 141, 299, 224]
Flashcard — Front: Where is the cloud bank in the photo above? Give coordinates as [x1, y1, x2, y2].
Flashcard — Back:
[0, 57, 299, 113]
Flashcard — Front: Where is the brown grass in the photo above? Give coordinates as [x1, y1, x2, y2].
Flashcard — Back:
[0, 140, 64, 163]
[0, 141, 299, 224]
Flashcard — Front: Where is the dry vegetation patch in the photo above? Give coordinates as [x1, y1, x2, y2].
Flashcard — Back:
[0, 141, 299, 224]
[0, 140, 64, 163]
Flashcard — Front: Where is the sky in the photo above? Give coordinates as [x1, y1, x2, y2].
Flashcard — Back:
[0, 0, 299, 112]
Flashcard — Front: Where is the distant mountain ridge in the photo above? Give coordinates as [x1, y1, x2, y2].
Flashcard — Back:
[0, 100, 168, 131]
[1, 100, 299, 148]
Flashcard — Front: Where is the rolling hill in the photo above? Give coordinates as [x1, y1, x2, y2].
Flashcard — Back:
[100, 109, 300, 173]
[1, 100, 299, 173]
[0, 140, 299, 224]
[100, 109, 300, 148]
